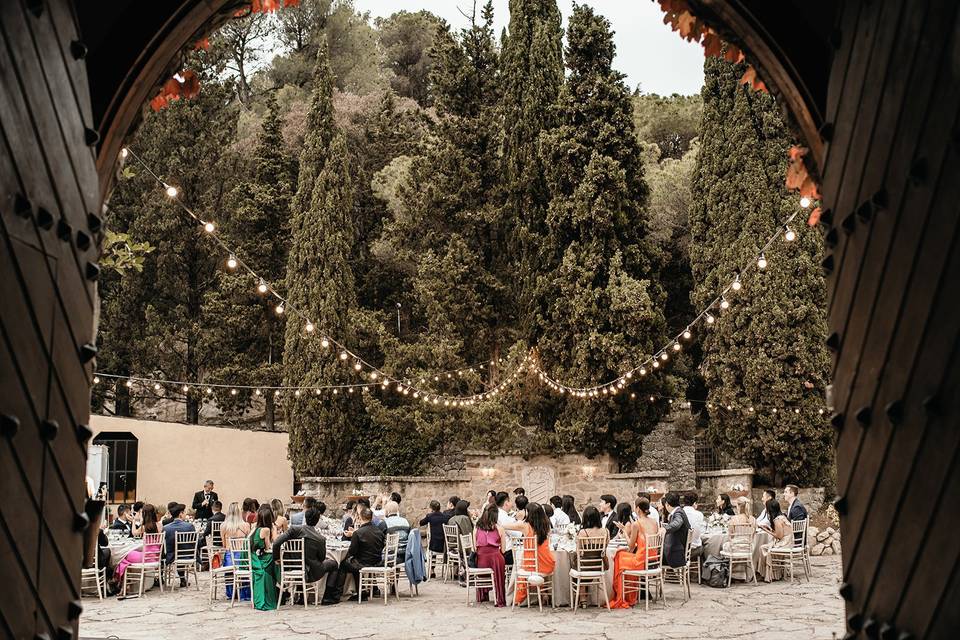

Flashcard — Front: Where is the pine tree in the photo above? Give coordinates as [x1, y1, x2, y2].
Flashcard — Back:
[689, 56, 832, 485]
[283, 41, 365, 475]
[500, 0, 564, 333]
[535, 4, 675, 467]
[200, 93, 296, 427]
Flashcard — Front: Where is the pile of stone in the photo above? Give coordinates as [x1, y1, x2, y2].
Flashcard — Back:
[807, 526, 842, 556]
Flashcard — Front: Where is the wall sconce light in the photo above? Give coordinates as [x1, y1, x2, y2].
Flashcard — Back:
[480, 467, 496, 480]
[582, 465, 596, 481]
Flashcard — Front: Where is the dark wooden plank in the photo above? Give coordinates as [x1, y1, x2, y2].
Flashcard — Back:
[38, 0, 95, 133]
[822, 0, 861, 143]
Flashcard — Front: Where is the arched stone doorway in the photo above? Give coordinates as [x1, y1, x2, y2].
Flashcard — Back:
[1, 1, 957, 637]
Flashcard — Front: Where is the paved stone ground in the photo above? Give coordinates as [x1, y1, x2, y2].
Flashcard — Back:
[79, 556, 844, 640]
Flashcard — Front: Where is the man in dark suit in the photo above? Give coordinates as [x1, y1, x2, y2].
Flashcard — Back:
[273, 508, 338, 602]
[195, 500, 225, 558]
[662, 492, 691, 568]
[322, 507, 385, 605]
[109, 504, 133, 536]
[163, 503, 195, 587]
[192, 480, 218, 520]
[784, 484, 808, 521]
[599, 494, 619, 538]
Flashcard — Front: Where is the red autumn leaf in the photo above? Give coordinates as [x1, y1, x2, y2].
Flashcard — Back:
[739, 66, 768, 93]
[724, 44, 745, 64]
[179, 70, 200, 99]
[259, 0, 282, 12]
[677, 11, 699, 40]
[193, 37, 210, 51]
[161, 77, 181, 100]
[283, 0, 300, 6]
[150, 94, 168, 112]
[702, 31, 724, 58]
[807, 207, 823, 226]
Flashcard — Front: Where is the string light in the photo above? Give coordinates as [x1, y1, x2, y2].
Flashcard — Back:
[275, 303, 284, 315]
[682, 329, 691, 340]
[305, 322, 315, 333]
[784, 227, 796, 242]
[320, 337, 329, 348]
[353, 360, 362, 371]
[153, 383, 161, 391]
[182, 385, 189, 393]
[226, 254, 238, 269]
[203, 221, 215, 233]
[93, 376, 100, 384]
[800, 196, 811, 209]
[257, 279, 268, 294]
[731, 277, 742, 291]
[164, 184, 178, 198]
[230, 388, 237, 396]
[706, 313, 715, 324]
[757, 254, 767, 269]
[120, 147, 129, 159]
[125, 380, 133, 388]
[719, 297, 730, 310]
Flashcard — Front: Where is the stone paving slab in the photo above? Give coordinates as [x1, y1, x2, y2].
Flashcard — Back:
[79, 556, 844, 640]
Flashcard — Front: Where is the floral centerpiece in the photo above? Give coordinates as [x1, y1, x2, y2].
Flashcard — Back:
[706, 512, 732, 531]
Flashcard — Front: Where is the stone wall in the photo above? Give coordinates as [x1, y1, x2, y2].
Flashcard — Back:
[695, 468, 754, 506]
[636, 411, 697, 489]
[808, 526, 842, 556]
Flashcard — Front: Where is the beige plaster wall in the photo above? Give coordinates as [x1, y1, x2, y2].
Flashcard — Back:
[90, 415, 293, 509]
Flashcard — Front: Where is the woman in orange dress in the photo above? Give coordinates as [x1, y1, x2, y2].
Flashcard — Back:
[608, 498, 661, 608]
[503, 502, 555, 605]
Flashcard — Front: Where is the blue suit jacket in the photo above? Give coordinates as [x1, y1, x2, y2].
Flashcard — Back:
[164, 519, 196, 564]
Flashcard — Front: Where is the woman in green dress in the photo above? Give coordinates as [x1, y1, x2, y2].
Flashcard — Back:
[250, 504, 281, 610]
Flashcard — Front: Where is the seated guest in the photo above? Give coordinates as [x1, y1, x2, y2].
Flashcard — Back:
[502, 503, 554, 604]
[220, 502, 252, 601]
[270, 498, 289, 534]
[548, 496, 570, 528]
[196, 500, 225, 556]
[249, 505, 280, 610]
[163, 503, 195, 587]
[599, 494, 619, 538]
[315, 501, 338, 531]
[495, 492, 514, 526]
[486, 490, 498, 506]
[192, 480, 217, 520]
[161, 501, 179, 527]
[759, 499, 793, 581]
[609, 498, 660, 608]
[578, 505, 609, 547]
[272, 508, 338, 593]
[638, 492, 660, 524]
[514, 494, 529, 516]
[514, 487, 525, 498]
[420, 500, 450, 555]
[562, 495, 581, 525]
[722, 497, 758, 557]
[682, 492, 705, 566]
[342, 500, 357, 527]
[242, 498, 259, 524]
[390, 491, 402, 505]
[662, 492, 691, 568]
[109, 504, 133, 536]
[132, 501, 144, 520]
[443, 496, 460, 518]
[784, 484, 808, 521]
[716, 493, 736, 516]
[383, 500, 410, 560]
[322, 507, 385, 605]
[290, 497, 317, 526]
[474, 503, 507, 607]
[448, 500, 474, 538]
[755, 489, 776, 528]
[613, 502, 633, 542]
[114, 504, 162, 585]
[372, 494, 386, 519]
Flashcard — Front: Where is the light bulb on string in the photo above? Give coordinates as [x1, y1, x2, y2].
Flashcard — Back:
[230, 388, 237, 396]
[370, 372, 378, 380]
[673, 342, 681, 351]
[305, 322, 315, 333]
[153, 383, 161, 391]
[660, 352, 669, 361]
[294, 389, 301, 397]
[93, 376, 100, 384]
[652, 361, 660, 369]
[706, 313, 715, 324]
[348, 387, 354, 394]
[800, 196, 812, 208]
[353, 360, 362, 371]
[772, 407, 778, 413]
[275, 303, 284, 315]
[120, 147, 129, 159]
[682, 328, 692, 340]
[226, 255, 238, 270]
[340, 351, 349, 361]
[274, 390, 280, 396]
[320, 337, 329, 348]
[164, 184, 178, 198]
[125, 379, 133, 388]
[206, 387, 212, 395]
[257, 279, 268, 294]
[183, 385, 189, 393]
[731, 277, 742, 291]
[757, 254, 767, 269]
[203, 221, 215, 234]
[255, 389, 261, 396]
[784, 227, 796, 242]
[720, 297, 730, 310]
[639, 367, 647, 375]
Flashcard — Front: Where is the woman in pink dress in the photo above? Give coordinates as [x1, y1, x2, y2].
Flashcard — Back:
[114, 503, 161, 583]
[474, 503, 507, 606]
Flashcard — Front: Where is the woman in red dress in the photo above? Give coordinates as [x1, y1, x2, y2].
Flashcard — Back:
[474, 503, 508, 606]
[608, 498, 661, 608]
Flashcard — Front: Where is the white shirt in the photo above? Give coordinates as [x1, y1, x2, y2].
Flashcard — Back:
[601, 511, 612, 528]
[550, 509, 570, 529]
[683, 506, 705, 548]
[756, 508, 770, 528]
[498, 507, 521, 539]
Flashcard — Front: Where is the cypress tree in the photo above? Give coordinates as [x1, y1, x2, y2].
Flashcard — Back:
[201, 93, 296, 427]
[500, 0, 563, 332]
[689, 56, 831, 485]
[283, 41, 364, 475]
[536, 5, 675, 467]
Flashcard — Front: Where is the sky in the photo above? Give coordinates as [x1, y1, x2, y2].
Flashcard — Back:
[355, 0, 705, 96]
